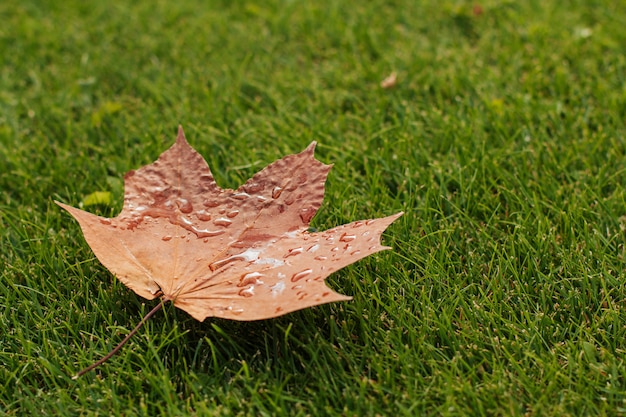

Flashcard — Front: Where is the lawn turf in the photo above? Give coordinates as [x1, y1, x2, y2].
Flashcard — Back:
[2, 0, 626, 415]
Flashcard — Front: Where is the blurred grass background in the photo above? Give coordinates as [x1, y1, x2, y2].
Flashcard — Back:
[2, 0, 626, 415]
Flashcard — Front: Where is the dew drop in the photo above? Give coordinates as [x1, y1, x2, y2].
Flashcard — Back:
[247, 182, 264, 193]
[214, 218, 233, 227]
[197, 210, 211, 221]
[352, 221, 365, 228]
[275, 306, 284, 313]
[291, 269, 312, 282]
[272, 186, 283, 199]
[100, 218, 112, 225]
[307, 244, 320, 253]
[227, 210, 240, 218]
[233, 192, 250, 200]
[177, 198, 193, 213]
[203, 199, 220, 208]
[238, 286, 254, 298]
[350, 250, 361, 256]
[162, 235, 173, 241]
[314, 255, 328, 261]
[209, 258, 231, 271]
[339, 233, 356, 242]
[192, 227, 224, 238]
[209, 249, 261, 271]
[180, 216, 193, 226]
[238, 271, 264, 287]
[366, 219, 376, 225]
[284, 247, 303, 258]
[331, 247, 339, 252]
[297, 291, 308, 300]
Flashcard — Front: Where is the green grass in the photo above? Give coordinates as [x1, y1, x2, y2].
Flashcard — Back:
[2, 0, 626, 415]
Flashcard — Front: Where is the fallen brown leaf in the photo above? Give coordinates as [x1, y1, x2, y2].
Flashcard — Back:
[58, 126, 402, 376]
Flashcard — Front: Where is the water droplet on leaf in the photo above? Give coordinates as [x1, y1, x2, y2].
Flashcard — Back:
[272, 186, 283, 199]
[238, 286, 255, 297]
[291, 269, 312, 282]
[238, 271, 264, 287]
[177, 198, 193, 213]
[339, 233, 356, 242]
[284, 247, 303, 258]
[213, 218, 232, 227]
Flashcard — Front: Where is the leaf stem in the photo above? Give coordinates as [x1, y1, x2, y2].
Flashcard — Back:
[72, 301, 165, 379]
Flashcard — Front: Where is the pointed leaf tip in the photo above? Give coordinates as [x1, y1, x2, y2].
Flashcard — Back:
[301, 141, 317, 157]
[176, 125, 186, 143]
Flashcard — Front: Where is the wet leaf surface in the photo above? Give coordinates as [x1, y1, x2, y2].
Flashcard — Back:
[58, 127, 402, 321]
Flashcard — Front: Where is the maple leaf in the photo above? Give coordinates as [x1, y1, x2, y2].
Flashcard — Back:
[57, 126, 402, 376]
